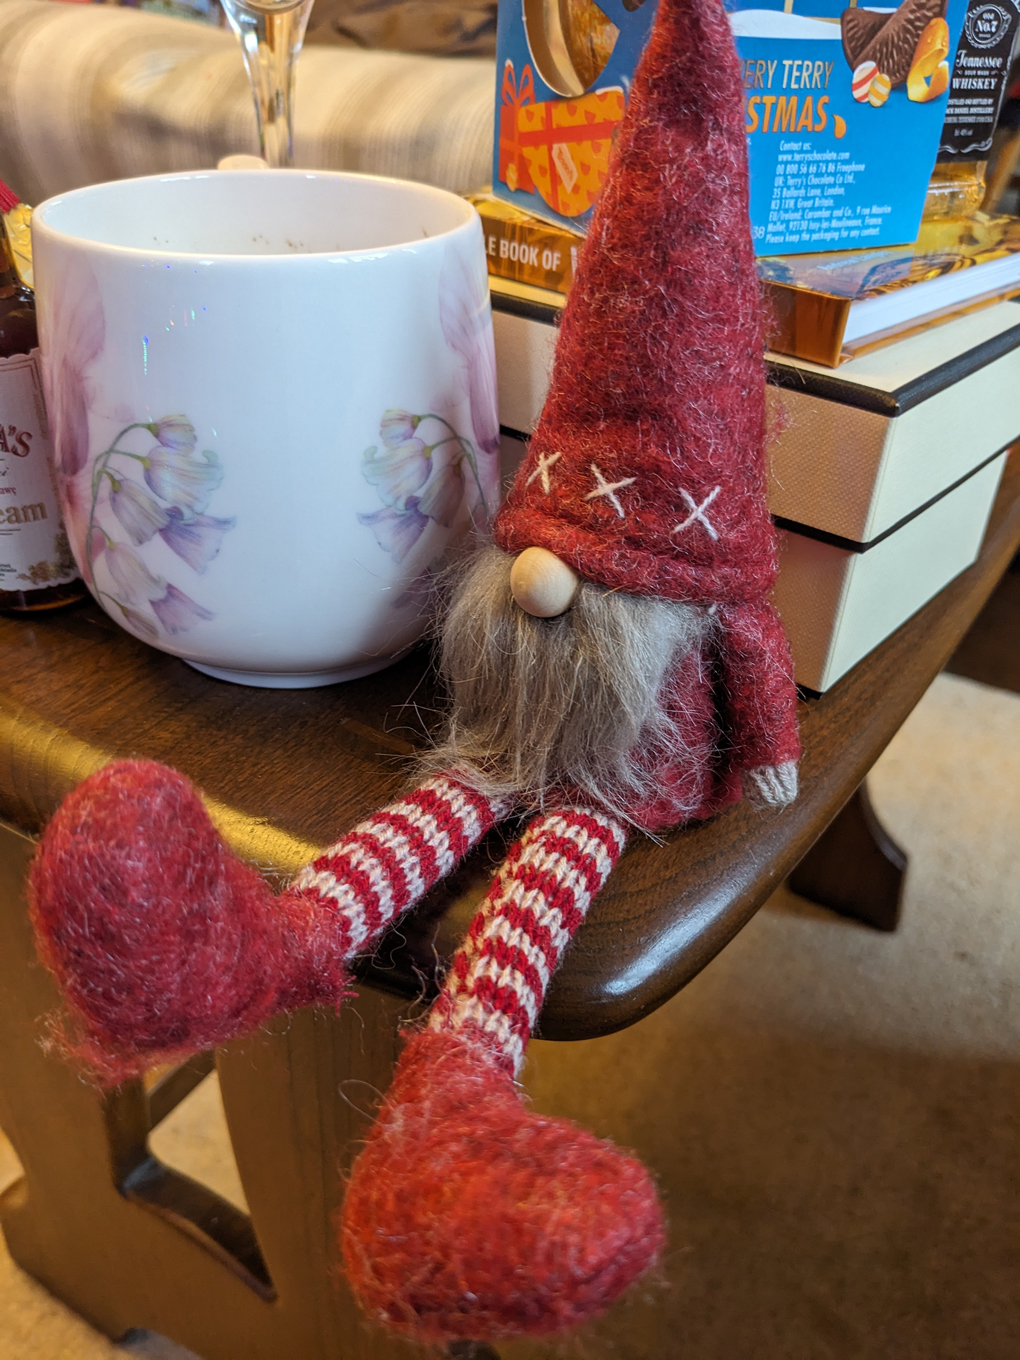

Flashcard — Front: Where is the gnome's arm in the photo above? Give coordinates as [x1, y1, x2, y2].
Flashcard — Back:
[716, 600, 801, 804]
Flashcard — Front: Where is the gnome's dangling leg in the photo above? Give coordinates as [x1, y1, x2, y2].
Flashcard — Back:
[30, 761, 666, 1334]
[29, 760, 510, 1084]
[341, 803, 666, 1343]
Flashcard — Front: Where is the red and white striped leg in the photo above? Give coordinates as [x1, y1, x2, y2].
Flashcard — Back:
[427, 804, 629, 1073]
[340, 804, 663, 1344]
[284, 772, 512, 971]
[29, 762, 512, 1082]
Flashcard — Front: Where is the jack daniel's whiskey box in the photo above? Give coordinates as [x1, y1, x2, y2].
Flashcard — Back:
[491, 283, 1020, 690]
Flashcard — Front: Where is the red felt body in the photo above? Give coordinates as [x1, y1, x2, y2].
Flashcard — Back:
[598, 601, 801, 832]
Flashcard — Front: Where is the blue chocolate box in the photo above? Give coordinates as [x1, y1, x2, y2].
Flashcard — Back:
[493, 0, 967, 255]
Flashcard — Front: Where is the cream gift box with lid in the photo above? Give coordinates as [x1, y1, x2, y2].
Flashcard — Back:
[492, 288, 1020, 691]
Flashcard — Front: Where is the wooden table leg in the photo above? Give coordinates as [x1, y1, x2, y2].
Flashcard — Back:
[0, 818, 427, 1360]
[788, 781, 907, 932]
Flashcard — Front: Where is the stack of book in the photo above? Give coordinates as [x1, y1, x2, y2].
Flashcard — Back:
[471, 189, 1020, 367]
[483, 0, 1020, 363]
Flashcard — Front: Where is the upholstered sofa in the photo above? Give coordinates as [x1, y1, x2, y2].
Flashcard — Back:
[0, 0, 495, 204]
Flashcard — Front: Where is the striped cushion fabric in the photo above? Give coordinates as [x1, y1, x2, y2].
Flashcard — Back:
[0, 0, 495, 204]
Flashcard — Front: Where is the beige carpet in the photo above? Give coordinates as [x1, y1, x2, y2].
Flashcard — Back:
[2, 671, 1018, 1359]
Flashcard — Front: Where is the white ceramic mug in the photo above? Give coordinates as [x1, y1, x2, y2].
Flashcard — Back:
[31, 170, 500, 686]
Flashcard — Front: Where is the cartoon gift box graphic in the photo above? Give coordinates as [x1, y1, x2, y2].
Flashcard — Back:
[498, 60, 537, 194]
[516, 85, 627, 217]
[494, 0, 659, 228]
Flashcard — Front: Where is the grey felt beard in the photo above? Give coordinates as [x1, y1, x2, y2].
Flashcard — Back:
[424, 545, 710, 824]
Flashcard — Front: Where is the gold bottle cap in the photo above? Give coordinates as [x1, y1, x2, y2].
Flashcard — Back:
[1, 200, 33, 290]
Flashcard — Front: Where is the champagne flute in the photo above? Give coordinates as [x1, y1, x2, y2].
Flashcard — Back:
[219, 0, 316, 168]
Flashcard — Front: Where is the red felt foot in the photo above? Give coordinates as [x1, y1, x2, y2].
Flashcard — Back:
[28, 760, 348, 1084]
[341, 1029, 665, 1341]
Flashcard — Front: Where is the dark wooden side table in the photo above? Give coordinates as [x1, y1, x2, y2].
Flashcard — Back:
[1, 452, 1018, 1360]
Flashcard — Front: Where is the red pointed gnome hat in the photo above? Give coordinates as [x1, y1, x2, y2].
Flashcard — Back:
[495, 0, 776, 607]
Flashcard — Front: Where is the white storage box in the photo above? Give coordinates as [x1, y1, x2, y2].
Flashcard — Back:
[766, 303, 1020, 544]
[772, 452, 1007, 691]
[491, 287, 1020, 692]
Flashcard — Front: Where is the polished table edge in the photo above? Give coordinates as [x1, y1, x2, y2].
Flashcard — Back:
[0, 702, 320, 884]
[0, 452, 1017, 1042]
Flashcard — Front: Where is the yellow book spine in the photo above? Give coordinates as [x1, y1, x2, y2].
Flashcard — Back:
[468, 193, 582, 296]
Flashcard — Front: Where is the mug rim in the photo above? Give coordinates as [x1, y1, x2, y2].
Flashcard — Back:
[32, 168, 479, 264]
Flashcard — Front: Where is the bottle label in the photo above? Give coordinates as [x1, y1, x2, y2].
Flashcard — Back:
[938, 0, 1020, 160]
[0, 350, 78, 590]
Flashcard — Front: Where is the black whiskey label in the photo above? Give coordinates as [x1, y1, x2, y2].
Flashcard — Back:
[938, 0, 1020, 159]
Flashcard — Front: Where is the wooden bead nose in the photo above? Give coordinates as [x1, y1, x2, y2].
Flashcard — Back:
[510, 547, 580, 618]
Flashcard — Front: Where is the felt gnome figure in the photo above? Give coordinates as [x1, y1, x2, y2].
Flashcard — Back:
[28, 0, 800, 1344]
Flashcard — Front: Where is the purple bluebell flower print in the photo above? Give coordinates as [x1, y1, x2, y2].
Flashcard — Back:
[109, 478, 170, 545]
[84, 411, 234, 644]
[358, 409, 490, 570]
[362, 438, 430, 511]
[159, 507, 236, 574]
[119, 607, 160, 645]
[152, 583, 215, 635]
[105, 540, 166, 604]
[379, 409, 420, 447]
[417, 462, 464, 528]
[358, 501, 431, 564]
[147, 415, 197, 453]
[145, 445, 223, 513]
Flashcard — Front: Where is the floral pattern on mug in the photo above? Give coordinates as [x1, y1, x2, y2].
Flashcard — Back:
[358, 408, 489, 567]
[40, 263, 107, 570]
[84, 413, 234, 642]
[439, 246, 500, 460]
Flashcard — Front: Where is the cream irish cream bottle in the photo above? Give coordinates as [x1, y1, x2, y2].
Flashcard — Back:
[0, 179, 83, 612]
